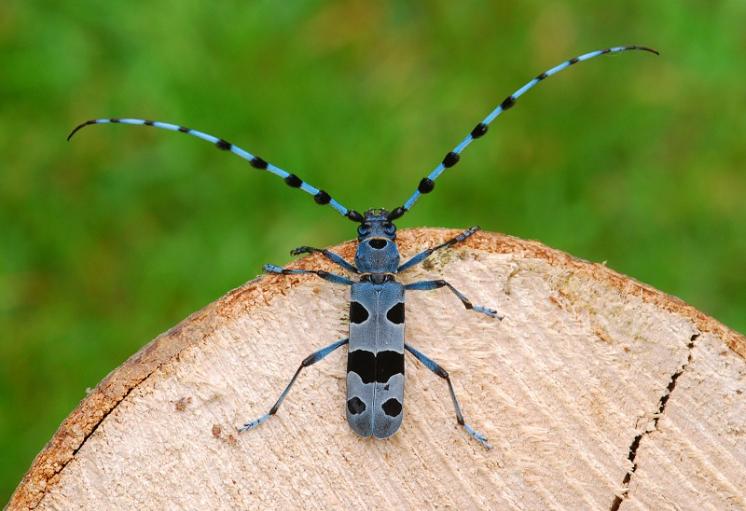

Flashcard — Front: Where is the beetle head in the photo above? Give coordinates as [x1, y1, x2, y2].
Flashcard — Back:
[354, 209, 399, 273]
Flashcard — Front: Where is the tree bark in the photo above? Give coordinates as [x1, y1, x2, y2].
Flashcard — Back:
[7, 228, 746, 510]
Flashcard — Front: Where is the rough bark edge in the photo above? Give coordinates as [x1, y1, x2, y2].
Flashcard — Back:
[7, 228, 745, 510]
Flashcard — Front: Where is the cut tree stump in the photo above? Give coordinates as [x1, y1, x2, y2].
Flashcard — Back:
[8, 228, 746, 511]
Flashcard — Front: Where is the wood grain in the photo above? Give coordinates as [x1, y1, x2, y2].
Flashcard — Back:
[7, 229, 746, 510]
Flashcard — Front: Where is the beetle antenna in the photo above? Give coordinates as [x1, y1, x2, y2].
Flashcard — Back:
[387, 45, 659, 221]
[68, 118, 364, 223]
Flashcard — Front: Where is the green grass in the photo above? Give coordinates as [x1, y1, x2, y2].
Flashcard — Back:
[1, 0, 745, 503]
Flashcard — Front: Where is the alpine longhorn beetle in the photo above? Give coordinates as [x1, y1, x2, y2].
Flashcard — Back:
[69, 45, 657, 449]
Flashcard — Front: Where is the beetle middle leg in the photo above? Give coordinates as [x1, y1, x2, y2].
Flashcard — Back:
[263, 264, 354, 285]
[404, 279, 502, 319]
[239, 338, 349, 432]
[405, 343, 492, 449]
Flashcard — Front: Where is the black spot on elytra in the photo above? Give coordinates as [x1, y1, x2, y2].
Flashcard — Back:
[382, 398, 402, 417]
[348, 350, 375, 384]
[386, 302, 404, 324]
[350, 301, 369, 324]
[376, 351, 404, 383]
[347, 397, 366, 415]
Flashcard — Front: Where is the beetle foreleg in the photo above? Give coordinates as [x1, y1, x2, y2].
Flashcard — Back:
[238, 338, 349, 433]
[290, 246, 359, 273]
[405, 343, 492, 449]
[398, 226, 479, 272]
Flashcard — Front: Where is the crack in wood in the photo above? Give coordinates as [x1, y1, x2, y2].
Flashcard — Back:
[609, 332, 700, 511]
[18, 318, 219, 509]
[25, 385, 143, 510]
[72, 384, 139, 457]
[44, 364, 164, 497]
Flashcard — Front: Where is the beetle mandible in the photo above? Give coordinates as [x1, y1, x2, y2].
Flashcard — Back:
[69, 45, 657, 448]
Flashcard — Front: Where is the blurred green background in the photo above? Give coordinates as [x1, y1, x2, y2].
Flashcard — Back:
[2, 0, 745, 502]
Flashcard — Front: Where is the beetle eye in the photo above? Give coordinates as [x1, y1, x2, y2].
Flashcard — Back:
[357, 225, 371, 236]
[383, 223, 396, 235]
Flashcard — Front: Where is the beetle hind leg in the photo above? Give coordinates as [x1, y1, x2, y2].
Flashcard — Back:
[238, 338, 349, 433]
[405, 343, 492, 449]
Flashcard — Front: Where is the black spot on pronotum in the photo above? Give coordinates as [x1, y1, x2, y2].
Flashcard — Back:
[314, 190, 331, 205]
[500, 96, 516, 111]
[386, 302, 404, 325]
[442, 151, 460, 168]
[418, 178, 434, 194]
[368, 238, 387, 249]
[250, 156, 268, 169]
[215, 139, 231, 150]
[382, 398, 402, 417]
[347, 397, 366, 415]
[284, 173, 302, 188]
[471, 122, 488, 138]
[376, 351, 404, 383]
[350, 301, 369, 324]
[348, 350, 375, 384]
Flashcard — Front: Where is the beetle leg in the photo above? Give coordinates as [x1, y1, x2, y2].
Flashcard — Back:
[398, 226, 479, 272]
[404, 279, 502, 319]
[239, 338, 349, 432]
[264, 264, 354, 286]
[405, 343, 492, 449]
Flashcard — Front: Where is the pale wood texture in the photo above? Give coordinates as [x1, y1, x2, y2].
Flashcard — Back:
[8, 229, 746, 511]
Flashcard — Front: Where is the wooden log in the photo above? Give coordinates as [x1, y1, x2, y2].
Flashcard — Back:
[7, 228, 746, 510]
